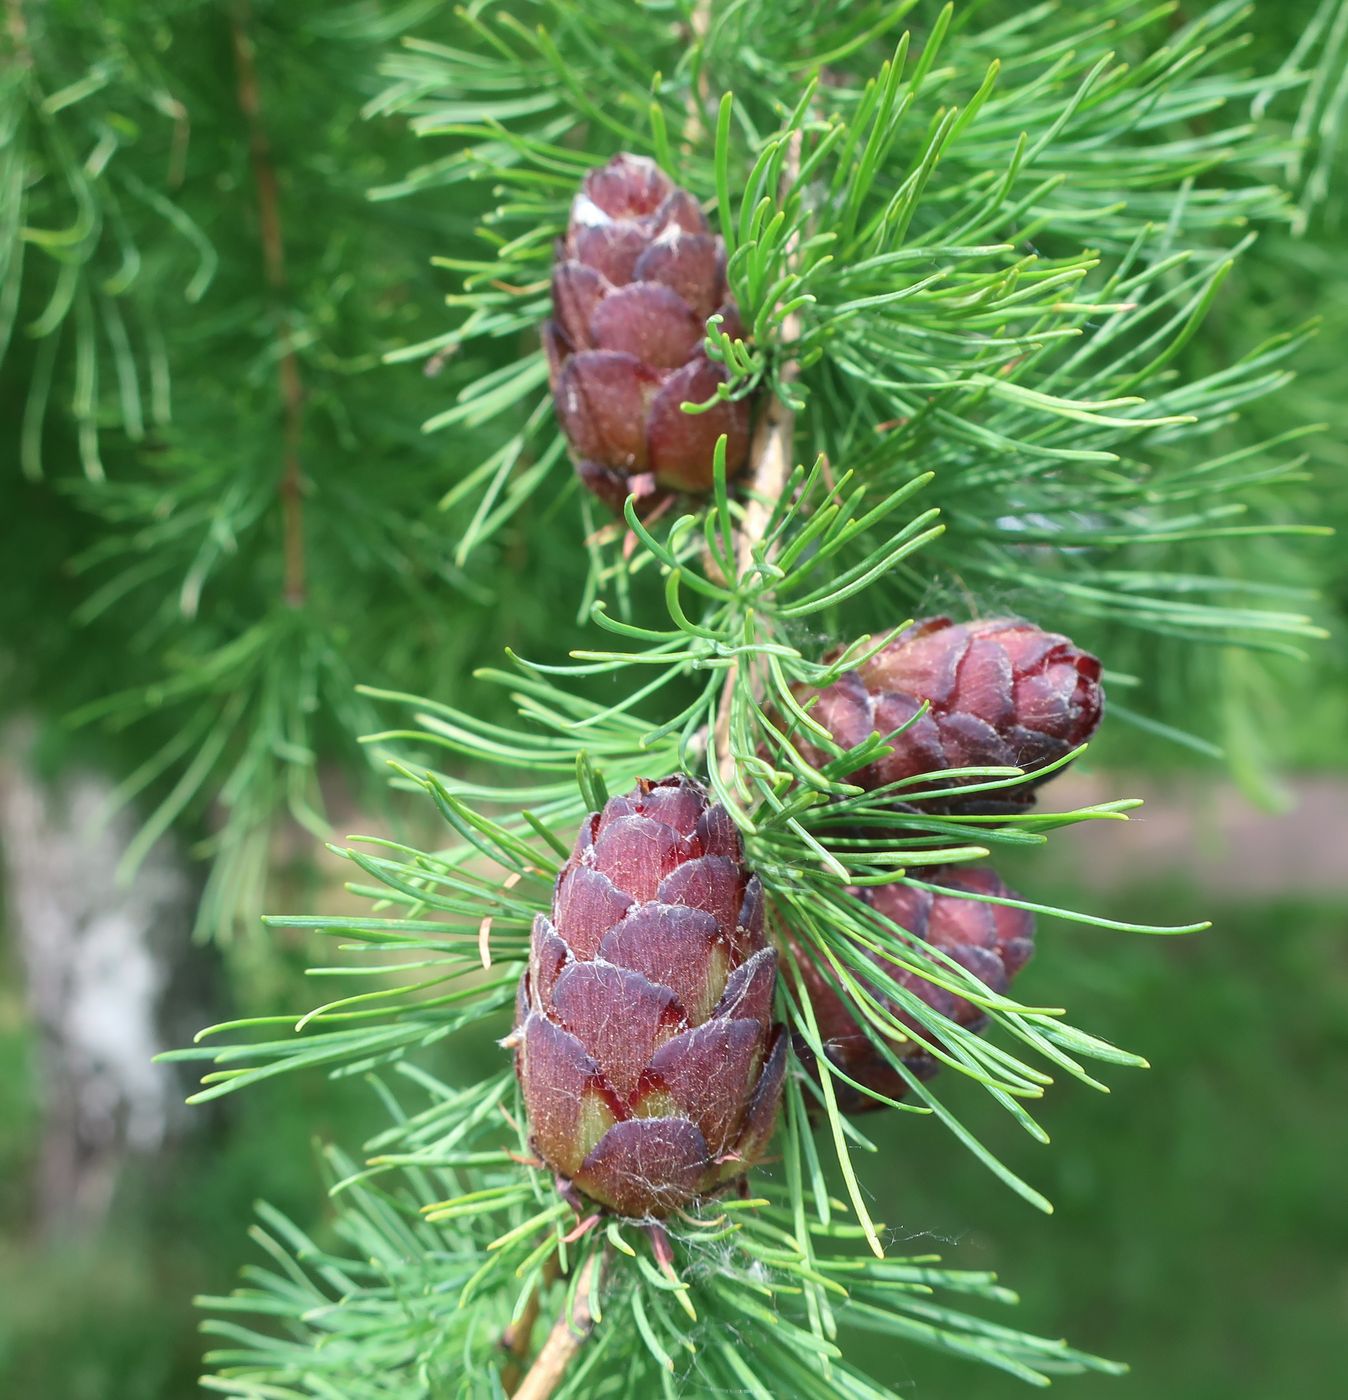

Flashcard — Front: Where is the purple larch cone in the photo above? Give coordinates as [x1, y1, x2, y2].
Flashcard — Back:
[546, 154, 752, 514]
[514, 774, 784, 1218]
[797, 617, 1103, 812]
[790, 865, 1035, 1113]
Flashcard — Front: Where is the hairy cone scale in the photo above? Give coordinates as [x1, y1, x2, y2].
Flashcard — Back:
[513, 775, 785, 1218]
[792, 866, 1035, 1112]
[797, 616, 1104, 811]
[545, 153, 752, 514]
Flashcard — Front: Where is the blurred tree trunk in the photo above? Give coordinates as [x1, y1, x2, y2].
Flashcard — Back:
[0, 722, 207, 1235]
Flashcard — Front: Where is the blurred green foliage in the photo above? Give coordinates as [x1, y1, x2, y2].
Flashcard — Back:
[850, 884, 1348, 1399]
[0, 1003, 382, 1398]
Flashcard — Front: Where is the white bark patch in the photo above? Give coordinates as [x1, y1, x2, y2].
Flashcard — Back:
[0, 723, 197, 1228]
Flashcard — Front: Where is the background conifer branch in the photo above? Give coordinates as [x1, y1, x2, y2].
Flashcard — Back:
[230, 1, 306, 608]
[4, 0, 30, 68]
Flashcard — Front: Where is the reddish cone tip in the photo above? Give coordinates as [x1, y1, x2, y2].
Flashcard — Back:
[515, 774, 784, 1217]
[798, 616, 1103, 812]
[546, 154, 752, 514]
[791, 865, 1035, 1113]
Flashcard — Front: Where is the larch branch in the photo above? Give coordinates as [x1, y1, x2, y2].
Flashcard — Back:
[714, 126, 804, 790]
[683, 0, 714, 147]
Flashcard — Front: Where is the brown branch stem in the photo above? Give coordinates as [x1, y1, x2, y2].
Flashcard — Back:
[714, 127, 804, 791]
[511, 1255, 599, 1400]
[500, 1255, 559, 1394]
[231, 2, 306, 607]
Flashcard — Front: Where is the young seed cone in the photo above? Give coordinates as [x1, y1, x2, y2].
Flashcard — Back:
[796, 617, 1103, 812]
[514, 774, 785, 1218]
[545, 153, 752, 514]
[790, 865, 1034, 1112]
